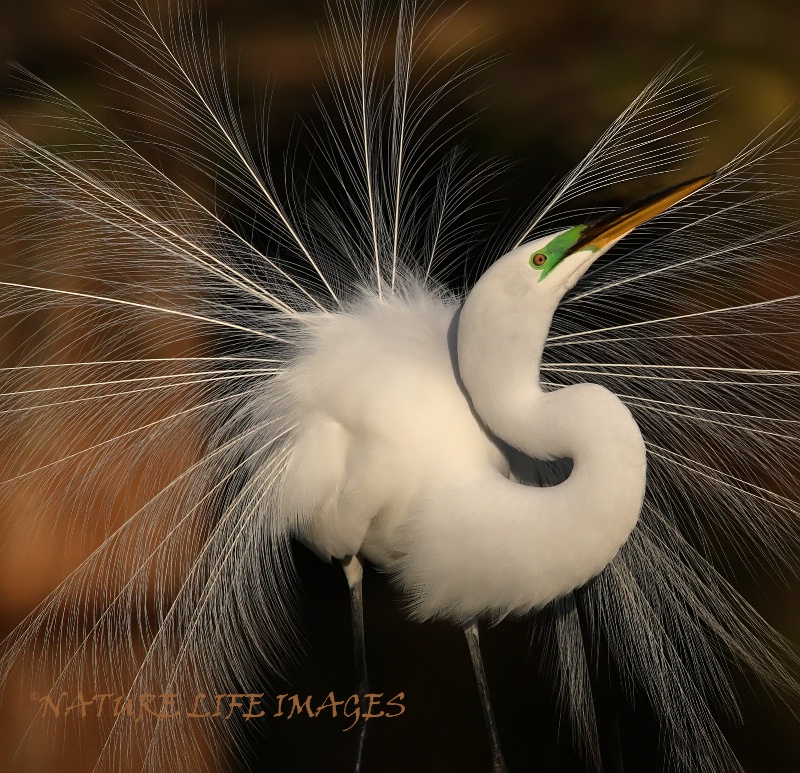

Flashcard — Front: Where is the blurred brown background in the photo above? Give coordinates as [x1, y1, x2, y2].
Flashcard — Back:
[2, 0, 800, 771]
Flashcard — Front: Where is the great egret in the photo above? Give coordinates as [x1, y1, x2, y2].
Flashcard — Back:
[292, 175, 711, 772]
[0, 1, 799, 772]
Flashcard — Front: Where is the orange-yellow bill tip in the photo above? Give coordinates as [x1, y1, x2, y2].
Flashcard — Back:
[570, 172, 716, 254]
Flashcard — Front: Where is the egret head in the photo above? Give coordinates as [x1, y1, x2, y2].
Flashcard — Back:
[459, 172, 715, 412]
[522, 172, 714, 298]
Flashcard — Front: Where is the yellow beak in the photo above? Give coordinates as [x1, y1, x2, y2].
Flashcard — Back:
[569, 172, 715, 254]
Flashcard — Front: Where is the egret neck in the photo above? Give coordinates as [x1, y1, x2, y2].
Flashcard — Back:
[457, 247, 647, 601]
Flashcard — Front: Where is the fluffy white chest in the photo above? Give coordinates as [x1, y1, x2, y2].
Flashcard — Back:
[281, 290, 507, 564]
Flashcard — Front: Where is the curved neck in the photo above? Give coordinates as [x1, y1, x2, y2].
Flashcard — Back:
[523, 383, 647, 505]
[457, 253, 556, 442]
[399, 371, 647, 621]
[457, 256, 646, 482]
[431, 260, 648, 620]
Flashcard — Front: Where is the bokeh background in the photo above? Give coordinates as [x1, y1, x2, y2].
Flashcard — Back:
[1, 0, 800, 771]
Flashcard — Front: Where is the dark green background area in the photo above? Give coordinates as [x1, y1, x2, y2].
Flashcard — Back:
[2, 1, 800, 771]
[6, 0, 800, 172]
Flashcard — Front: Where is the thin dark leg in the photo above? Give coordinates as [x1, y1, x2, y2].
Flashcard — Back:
[342, 555, 368, 773]
[464, 617, 509, 773]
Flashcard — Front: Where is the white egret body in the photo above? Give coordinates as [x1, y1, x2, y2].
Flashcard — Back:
[286, 236, 646, 623]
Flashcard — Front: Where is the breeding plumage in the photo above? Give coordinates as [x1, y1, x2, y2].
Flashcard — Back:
[1, 1, 799, 771]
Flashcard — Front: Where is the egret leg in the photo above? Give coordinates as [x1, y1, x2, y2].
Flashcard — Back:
[464, 618, 509, 773]
[342, 554, 368, 773]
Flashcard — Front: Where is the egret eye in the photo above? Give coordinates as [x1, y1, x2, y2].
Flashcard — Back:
[531, 253, 547, 268]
